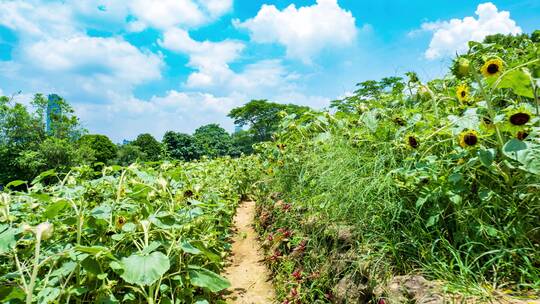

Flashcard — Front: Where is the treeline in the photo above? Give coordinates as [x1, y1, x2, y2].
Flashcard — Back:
[0, 95, 309, 185]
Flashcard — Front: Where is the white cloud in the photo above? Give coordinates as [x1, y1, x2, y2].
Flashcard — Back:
[420, 2, 522, 59]
[23, 36, 162, 87]
[198, 0, 234, 18]
[0, 1, 78, 39]
[233, 0, 357, 61]
[127, 0, 233, 31]
[159, 29, 297, 95]
[75, 90, 241, 141]
[128, 0, 206, 30]
[0, 1, 164, 101]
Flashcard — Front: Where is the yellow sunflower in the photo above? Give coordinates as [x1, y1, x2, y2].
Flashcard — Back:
[456, 84, 470, 103]
[115, 216, 127, 229]
[507, 108, 532, 126]
[406, 135, 419, 149]
[458, 130, 479, 148]
[480, 58, 504, 78]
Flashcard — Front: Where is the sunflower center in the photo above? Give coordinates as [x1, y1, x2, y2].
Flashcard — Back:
[509, 113, 530, 125]
[487, 63, 499, 74]
[463, 134, 478, 146]
[460, 91, 466, 98]
[408, 136, 419, 148]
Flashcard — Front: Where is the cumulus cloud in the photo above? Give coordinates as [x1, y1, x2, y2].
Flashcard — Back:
[420, 2, 522, 59]
[0, 1, 164, 101]
[159, 29, 298, 95]
[0, 1, 78, 39]
[233, 0, 357, 62]
[23, 36, 162, 86]
[127, 0, 233, 31]
[198, 0, 234, 18]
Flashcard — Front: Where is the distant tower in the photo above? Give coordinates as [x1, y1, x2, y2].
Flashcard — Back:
[46, 94, 62, 134]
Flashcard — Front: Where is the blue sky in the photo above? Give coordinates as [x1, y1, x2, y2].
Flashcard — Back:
[0, 0, 538, 142]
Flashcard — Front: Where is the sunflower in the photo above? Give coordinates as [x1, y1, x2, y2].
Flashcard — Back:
[393, 116, 406, 126]
[508, 108, 532, 126]
[456, 84, 470, 103]
[183, 189, 194, 198]
[458, 130, 479, 148]
[516, 130, 529, 141]
[115, 216, 127, 229]
[406, 135, 419, 149]
[480, 58, 504, 78]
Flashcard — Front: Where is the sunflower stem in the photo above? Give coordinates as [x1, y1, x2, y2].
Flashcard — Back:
[473, 70, 505, 149]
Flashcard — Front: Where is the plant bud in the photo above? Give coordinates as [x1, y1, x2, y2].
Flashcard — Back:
[36, 222, 54, 240]
[139, 220, 151, 231]
[21, 223, 33, 233]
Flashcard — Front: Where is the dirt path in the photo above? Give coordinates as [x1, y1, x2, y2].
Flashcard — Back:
[223, 201, 275, 304]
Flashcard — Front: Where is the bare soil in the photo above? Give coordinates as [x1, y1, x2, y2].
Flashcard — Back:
[223, 201, 275, 304]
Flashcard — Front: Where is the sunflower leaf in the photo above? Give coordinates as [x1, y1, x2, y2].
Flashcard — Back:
[496, 69, 534, 98]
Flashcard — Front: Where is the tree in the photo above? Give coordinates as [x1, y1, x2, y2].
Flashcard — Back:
[78, 134, 117, 164]
[231, 130, 255, 155]
[193, 124, 233, 158]
[131, 133, 162, 162]
[162, 131, 199, 161]
[0, 93, 86, 184]
[115, 144, 144, 166]
[228, 100, 310, 142]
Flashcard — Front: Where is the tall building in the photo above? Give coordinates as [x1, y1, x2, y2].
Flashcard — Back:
[46, 94, 62, 133]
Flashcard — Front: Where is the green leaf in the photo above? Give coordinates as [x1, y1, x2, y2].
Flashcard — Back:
[180, 241, 202, 255]
[121, 223, 137, 232]
[188, 265, 231, 292]
[5, 180, 26, 189]
[81, 256, 102, 275]
[426, 214, 439, 228]
[496, 69, 534, 98]
[0, 225, 17, 254]
[478, 148, 496, 167]
[503, 139, 527, 158]
[0, 286, 25, 301]
[120, 251, 170, 286]
[43, 200, 68, 219]
[31, 169, 57, 184]
[91, 204, 112, 220]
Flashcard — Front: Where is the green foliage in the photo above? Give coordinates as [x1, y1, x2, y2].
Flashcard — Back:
[162, 131, 199, 161]
[253, 32, 540, 302]
[193, 124, 233, 158]
[0, 157, 261, 303]
[231, 130, 256, 155]
[115, 144, 144, 166]
[0, 94, 86, 185]
[131, 133, 163, 162]
[78, 134, 117, 164]
[228, 99, 310, 142]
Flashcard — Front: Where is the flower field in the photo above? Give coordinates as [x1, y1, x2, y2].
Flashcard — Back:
[252, 34, 540, 302]
[0, 157, 258, 303]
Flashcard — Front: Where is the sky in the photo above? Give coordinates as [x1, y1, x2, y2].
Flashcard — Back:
[0, 0, 538, 142]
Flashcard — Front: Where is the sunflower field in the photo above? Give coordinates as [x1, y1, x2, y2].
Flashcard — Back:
[252, 34, 540, 302]
[0, 157, 259, 303]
